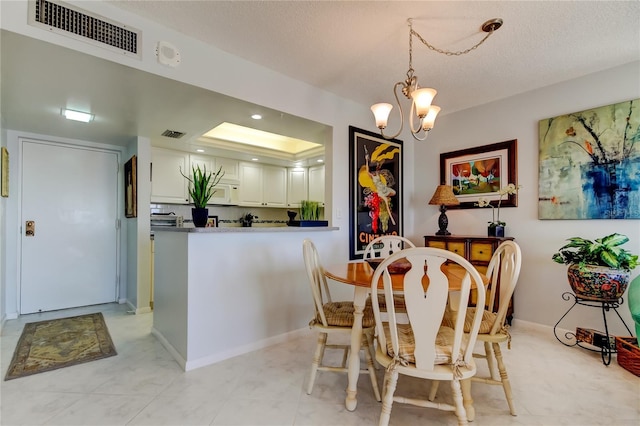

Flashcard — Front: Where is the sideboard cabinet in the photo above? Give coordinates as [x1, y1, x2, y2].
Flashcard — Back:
[424, 234, 515, 323]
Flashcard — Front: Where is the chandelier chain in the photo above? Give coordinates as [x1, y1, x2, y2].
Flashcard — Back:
[407, 18, 497, 57]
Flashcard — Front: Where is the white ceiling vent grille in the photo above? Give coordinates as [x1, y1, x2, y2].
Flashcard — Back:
[28, 0, 141, 59]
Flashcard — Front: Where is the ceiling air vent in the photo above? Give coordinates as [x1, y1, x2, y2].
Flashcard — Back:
[162, 130, 186, 139]
[28, 0, 141, 59]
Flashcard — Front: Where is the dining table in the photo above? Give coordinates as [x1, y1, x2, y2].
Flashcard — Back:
[322, 259, 489, 414]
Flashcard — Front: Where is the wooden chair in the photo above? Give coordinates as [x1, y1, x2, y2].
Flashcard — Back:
[302, 239, 380, 401]
[363, 235, 416, 260]
[437, 240, 522, 416]
[370, 247, 486, 426]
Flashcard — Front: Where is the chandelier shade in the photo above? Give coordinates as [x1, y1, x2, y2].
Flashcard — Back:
[372, 18, 502, 141]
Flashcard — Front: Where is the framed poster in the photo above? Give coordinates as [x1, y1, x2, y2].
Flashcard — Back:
[440, 139, 518, 209]
[538, 98, 640, 219]
[124, 155, 137, 218]
[349, 126, 403, 260]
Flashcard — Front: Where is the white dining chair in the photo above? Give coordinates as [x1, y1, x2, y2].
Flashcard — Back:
[370, 247, 486, 426]
[437, 240, 522, 416]
[302, 239, 380, 401]
[363, 235, 416, 260]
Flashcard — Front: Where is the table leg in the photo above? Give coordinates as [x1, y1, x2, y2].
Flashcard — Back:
[346, 286, 368, 411]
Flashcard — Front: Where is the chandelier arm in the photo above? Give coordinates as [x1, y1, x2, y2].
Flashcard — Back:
[408, 101, 429, 141]
[380, 81, 406, 140]
[410, 28, 495, 56]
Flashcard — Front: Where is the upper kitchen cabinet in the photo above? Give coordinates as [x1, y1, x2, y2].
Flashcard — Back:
[151, 148, 189, 204]
[308, 165, 325, 206]
[287, 168, 308, 208]
[239, 162, 287, 207]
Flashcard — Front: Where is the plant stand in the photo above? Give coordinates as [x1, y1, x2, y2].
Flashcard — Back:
[553, 291, 633, 365]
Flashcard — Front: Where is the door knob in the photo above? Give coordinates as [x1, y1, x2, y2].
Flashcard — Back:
[25, 220, 35, 237]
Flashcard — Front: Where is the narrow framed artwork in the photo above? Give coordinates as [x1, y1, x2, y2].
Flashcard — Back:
[349, 126, 403, 260]
[539, 98, 640, 219]
[124, 155, 137, 218]
[207, 216, 218, 227]
[440, 139, 518, 209]
[1, 147, 8, 198]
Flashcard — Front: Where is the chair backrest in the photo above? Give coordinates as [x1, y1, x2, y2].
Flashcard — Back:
[302, 239, 332, 326]
[370, 247, 486, 370]
[364, 235, 416, 260]
[484, 240, 522, 334]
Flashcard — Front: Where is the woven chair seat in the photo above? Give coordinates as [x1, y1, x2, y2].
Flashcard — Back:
[317, 301, 375, 327]
[378, 294, 406, 311]
[382, 324, 462, 365]
[442, 307, 497, 334]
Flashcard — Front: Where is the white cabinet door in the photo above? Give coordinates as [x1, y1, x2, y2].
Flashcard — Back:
[287, 168, 308, 208]
[190, 154, 215, 175]
[216, 157, 240, 182]
[239, 162, 264, 206]
[151, 148, 189, 204]
[263, 165, 287, 207]
[238, 162, 287, 207]
[308, 165, 325, 205]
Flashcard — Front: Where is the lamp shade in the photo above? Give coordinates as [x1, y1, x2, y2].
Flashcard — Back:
[428, 185, 460, 206]
[370, 103, 393, 129]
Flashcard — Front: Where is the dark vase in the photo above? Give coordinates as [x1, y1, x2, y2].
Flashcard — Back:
[488, 224, 505, 237]
[192, 207, 208, 228]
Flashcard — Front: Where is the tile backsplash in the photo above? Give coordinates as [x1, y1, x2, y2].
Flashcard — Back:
[150, 204, 321, 227]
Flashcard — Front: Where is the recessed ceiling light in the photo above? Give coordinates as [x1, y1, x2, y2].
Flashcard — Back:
[251, 114, 262, 120]
[317, 159, 324, 163]
[61, 108, 93, 123]
[251, 158, 259, 161]
[196, 149, 205, 153]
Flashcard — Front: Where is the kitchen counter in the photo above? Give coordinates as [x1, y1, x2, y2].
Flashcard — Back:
[151, 225, 339, 233]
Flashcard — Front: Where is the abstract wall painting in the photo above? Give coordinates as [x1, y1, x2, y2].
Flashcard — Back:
[538, 99, 640, 219]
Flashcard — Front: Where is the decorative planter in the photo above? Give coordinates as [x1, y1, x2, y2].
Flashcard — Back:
[488, 224, 505, 237]
[191, 207, 209, 228]
[567, 263, 630, 301]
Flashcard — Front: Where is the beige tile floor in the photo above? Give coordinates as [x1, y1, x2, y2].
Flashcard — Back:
[1, 303, 638, 426]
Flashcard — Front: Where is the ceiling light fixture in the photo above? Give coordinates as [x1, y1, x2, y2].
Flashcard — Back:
[61, 108, 94, 123]
[251, 114, 262, 120]
[371, 18, 503, 141]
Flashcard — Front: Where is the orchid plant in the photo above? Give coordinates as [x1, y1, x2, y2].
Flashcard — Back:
[476, 183, 522, 228]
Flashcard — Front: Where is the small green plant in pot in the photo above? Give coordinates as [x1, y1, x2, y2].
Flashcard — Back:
[180, 165, 224, 227]
[300, 200, 320, 221]
[552, 233, 638, 301]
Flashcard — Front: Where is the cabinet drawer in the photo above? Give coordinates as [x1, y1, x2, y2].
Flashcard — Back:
[469, 242, 493, 262]
[426, 241, 447, 249]
[446, 242, 466, 257]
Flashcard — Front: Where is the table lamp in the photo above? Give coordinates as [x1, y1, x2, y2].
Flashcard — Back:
[428, 185, 460, 235]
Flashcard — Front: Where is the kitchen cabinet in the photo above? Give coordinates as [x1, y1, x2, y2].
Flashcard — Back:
[287, 168, 308, 208]
[239, 162, 287, 207]
[190, 154, 239, 183]
[151, 148, 189, 204]
[424, 234, 515, 323]
[308, 165, 325, 206]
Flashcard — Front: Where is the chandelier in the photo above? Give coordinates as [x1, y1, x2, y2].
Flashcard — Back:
[371, 18, 503, 141]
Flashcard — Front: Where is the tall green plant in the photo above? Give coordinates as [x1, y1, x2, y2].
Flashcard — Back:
[180, 165, 224, 208]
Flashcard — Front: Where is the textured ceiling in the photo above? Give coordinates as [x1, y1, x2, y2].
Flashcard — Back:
[108, 0, 640, 114]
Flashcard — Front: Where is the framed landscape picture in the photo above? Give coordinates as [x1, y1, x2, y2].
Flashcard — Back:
[440, 139, 518, 209]
[348, 126, 403, 259]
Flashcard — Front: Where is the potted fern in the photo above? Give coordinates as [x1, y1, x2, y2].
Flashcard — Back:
[552, 233, 638, 301]
[180, 165, 224, 227]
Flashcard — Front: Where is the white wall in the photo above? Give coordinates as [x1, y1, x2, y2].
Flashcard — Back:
[414, 61, 640, 335]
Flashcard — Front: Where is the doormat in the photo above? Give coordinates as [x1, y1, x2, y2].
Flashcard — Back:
[4, 312, 117, 380]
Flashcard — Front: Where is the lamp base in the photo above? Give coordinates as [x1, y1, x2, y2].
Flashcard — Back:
[435, 205, 451, 236]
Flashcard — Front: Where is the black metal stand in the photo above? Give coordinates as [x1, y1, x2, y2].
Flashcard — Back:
[553, 291, 633, 365]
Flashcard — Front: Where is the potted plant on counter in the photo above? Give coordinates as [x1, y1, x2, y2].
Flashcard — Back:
[552, 233, 638, 301]
[180, 165, 224, 227]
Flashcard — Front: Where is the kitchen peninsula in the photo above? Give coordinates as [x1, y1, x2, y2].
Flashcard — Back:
[151, 225, 338, 371]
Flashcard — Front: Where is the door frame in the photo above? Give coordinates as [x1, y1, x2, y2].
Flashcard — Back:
[15, 134, 124, 314]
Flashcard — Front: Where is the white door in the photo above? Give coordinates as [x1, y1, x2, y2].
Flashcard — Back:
[20, 140, 119, 314]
